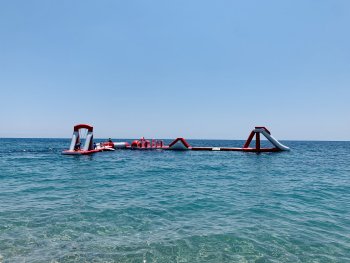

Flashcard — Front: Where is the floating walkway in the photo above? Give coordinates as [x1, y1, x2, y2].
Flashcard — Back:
[62, 124, 289, 155]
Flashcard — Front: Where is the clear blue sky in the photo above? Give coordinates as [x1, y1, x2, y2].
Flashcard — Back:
[0, 0, 349, 140]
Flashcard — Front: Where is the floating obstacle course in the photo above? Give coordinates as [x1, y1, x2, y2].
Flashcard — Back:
[62, 124, 289, 155]
[127, 126, 290, 152]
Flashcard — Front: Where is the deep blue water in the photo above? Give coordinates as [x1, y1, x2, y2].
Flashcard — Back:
[0, 139, 349, 262]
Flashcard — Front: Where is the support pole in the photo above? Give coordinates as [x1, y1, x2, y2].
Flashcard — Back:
[243, 131, 255, 148]
[256, 132, 260, 151]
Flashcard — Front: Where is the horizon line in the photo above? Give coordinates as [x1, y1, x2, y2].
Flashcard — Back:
[0, 137, 349, 142]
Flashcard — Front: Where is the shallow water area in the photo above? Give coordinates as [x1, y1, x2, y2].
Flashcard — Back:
[0, 139, 349, 262]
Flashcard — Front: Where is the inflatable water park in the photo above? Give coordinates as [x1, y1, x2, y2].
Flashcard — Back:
[62, 124, 290, 155]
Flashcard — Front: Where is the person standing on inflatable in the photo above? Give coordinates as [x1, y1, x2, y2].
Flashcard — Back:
[74, 142, 81, 151]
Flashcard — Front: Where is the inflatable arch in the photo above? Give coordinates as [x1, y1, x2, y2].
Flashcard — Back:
[62, 124, 100, 155]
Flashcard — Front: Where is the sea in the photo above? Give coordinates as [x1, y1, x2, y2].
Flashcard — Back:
[0, 139, 349, 263]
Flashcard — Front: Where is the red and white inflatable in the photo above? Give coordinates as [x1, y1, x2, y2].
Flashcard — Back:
[62, 124, 101, 155]
[130, 137, 164, 149]
[190, 126, 290, 152]
[168, 138, 191, 150]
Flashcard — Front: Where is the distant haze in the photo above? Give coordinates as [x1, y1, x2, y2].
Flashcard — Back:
[0, 1, 349, 140]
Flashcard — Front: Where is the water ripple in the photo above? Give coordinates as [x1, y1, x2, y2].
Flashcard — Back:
[0, 139, 349, 262]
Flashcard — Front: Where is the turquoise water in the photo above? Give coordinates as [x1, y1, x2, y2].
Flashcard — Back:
[0, 139, 349, 262]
